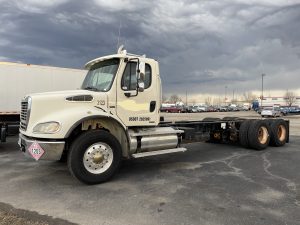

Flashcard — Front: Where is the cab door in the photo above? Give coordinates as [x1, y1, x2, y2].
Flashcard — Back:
[116, 60, 159, 126]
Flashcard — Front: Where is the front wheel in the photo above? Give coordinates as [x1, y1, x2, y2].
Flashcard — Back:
[68, 130, 122, 184]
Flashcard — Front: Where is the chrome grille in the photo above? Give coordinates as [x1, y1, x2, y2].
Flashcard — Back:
[20, 98, 30, 131]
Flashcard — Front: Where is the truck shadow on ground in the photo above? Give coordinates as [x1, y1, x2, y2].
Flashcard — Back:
[117, 142, 252, 179]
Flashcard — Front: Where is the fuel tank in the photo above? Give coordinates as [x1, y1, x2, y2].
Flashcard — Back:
[128, 127, 183, 154]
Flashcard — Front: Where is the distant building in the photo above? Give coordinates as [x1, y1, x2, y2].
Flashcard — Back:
[261, 96, 300, 107]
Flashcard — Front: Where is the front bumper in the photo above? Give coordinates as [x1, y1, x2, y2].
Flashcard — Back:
[18, 133, 65, 161]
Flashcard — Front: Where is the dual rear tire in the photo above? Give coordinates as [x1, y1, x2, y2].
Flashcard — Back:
[239, 119, 288, 150]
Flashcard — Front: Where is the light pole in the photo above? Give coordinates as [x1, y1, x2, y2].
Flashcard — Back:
[225, 86, 228, 105]
[185, 90, 188, 106]
[261, 74, 266, 107]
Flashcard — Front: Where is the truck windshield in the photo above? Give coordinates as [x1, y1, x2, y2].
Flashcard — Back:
[82, 58, 120, 92]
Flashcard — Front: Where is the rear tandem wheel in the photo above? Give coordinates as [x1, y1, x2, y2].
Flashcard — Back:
[239, 120, 271, 150]
[238, 120, 253, 148]
[268, 119, 288, 147]
[247, 120, 270, 150]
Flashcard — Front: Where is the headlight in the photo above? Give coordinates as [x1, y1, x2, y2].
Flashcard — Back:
[33, 122, 61, 134]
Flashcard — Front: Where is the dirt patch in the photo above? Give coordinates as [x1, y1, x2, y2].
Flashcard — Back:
[0, 202, 77, 225]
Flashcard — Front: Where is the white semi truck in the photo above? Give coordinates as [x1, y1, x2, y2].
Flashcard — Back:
[0, 62, 86, 142]
[18, 47, 289, 184]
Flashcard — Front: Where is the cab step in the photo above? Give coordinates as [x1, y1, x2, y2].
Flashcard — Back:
[132, 147, 187, 158]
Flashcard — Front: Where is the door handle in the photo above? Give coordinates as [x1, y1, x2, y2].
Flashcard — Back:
[150, 101, 156, 112]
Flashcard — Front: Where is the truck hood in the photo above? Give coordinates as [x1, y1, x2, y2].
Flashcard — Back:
[21, 89, 109, 137]
[28, 89, 94, 98]
[26, 90, 108, 106]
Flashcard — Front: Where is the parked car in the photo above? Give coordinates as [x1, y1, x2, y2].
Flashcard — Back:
[207, 106, 217, 112]
[256, 107, 263, 114]
[261, 107, 282, 117]
[228, 106, 239, 111]
[218, 106, 228, 112]
[287, 106, 300, 114]
[279, 107, 289, 116]
[160, 106, 184, 113]
[237, 106, 247, 111]
[179, 106, 187, 113]
[196, 106, 207, 112]
[186, 106, 198, 113]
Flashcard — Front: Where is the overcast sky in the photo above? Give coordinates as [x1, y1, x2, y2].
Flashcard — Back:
[1, 0, 300, 98]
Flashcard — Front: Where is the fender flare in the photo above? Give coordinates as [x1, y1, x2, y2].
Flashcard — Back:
[64, 115, 127, 138]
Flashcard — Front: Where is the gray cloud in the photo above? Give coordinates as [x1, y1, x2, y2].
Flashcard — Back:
[0, 0, 300, 97]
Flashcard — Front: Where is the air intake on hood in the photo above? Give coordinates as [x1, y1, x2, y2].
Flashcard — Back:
[66, 95, 93, 102]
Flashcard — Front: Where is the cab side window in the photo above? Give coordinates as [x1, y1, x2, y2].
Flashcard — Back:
[121, 62, 152, 91]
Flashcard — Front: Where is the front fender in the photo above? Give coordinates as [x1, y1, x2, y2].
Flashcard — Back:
[64, 114, 127, 138]
[64, 112, 131, 158]
[23, 106, 126, 139]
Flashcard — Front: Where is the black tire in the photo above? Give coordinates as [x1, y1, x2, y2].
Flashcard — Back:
[239, 120, 252, 148]
[202, 117, 221, 122]
[68, 130, 122, 184]
[248, 120, 270, 150]
[269, 119, 288, 147]
[58, 151, 68, 163]
[263, 119, 273, 124]
[1, 126, 6, 142]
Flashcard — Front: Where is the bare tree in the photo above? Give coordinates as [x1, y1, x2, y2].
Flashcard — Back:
[162, 95, 167, 103]
[231, 97, 238, 104]
[285, 91, 296, 106]
[243, 92, 257, 103]
[169, 94, 181, 103]
[190, 99, 196, 105]
[213, 97, 222, 106]
[205, 96, 212, 106]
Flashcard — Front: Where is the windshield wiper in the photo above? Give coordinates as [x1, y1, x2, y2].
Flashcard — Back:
[83, 86, 99, 91]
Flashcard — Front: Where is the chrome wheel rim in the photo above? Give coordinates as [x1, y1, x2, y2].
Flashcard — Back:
[83, 142, 113, 174]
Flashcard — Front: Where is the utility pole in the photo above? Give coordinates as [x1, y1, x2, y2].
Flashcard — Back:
[225, 86, 228, 105]
[185, 90, 188, 106]
[261, 74, 266, 107]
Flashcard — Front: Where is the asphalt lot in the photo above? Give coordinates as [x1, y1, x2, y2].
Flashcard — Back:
[0, 111, 300, 225]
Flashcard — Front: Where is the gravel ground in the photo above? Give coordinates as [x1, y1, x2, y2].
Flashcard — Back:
[0, 202, 76, 225]
[0, 211, 48, 225]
